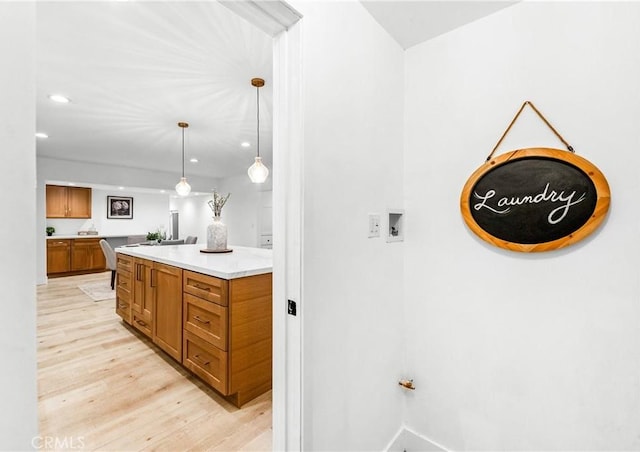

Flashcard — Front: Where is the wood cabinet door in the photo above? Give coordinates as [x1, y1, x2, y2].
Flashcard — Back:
[70, 240, 92, 271]
[46, 185, 68, 218]
[132, 258, 154, 337]
[141, 261, 154, 321]
[132, 258, 146, 315]
[67, 187, 91, 218]
[153, 262, 183, 361]
[46, 240, 71, 274]
[89, 241, 106, 270]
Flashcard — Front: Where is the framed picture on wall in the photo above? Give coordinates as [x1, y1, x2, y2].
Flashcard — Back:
[107, 196, 133, 219]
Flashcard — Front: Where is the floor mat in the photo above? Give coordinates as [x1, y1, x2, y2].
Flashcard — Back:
[78, 282, 115, 301]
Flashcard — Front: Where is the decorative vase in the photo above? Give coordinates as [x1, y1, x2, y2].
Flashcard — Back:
[207, 215, 228, 251]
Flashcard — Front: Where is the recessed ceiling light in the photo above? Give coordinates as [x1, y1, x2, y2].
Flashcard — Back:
[241, 142, 251, 148]
[190, 158, 198, 163]
[118, 186, 124, 190]
[35, 132, 48, 139]
[49, 94, 70, 104]
[194, 192, 201, 196]
[160, 190, 166, 194]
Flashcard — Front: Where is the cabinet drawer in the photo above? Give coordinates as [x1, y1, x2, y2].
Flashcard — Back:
[131, 312, 152, 338]
[116, 296, 131, 324]
[47, 239, 71, 248]
[183, 271, 228, 306]
[116, 285, 131, 303]
[183, 331, 228, 394]
[184, 293, 228, 350]
[116, 254, 133, 273]
[116, 270, 132, 301]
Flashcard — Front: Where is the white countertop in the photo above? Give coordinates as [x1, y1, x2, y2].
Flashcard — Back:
[116, 244, 273, 280]
[46, 234, 143, 239]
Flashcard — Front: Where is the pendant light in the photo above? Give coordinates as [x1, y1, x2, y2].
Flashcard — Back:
[247, 77, 269, 183]
[175, 122, 191, 196]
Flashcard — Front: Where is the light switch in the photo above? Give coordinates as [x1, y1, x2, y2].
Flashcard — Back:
[368, 214, 380, 238]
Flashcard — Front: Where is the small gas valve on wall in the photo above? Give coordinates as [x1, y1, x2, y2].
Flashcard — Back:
[398, 379, 415, 390]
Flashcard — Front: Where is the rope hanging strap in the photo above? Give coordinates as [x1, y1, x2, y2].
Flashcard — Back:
[486, 101, 574, 162]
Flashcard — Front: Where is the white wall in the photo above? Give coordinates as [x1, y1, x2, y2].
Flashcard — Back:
[404, 2, 640, 450]
[290, 1, 406, 450]
[170, 194, 212, 244]
[169, 176, 271, 247]
[217, 175, 270, 247]
[0, 3, 38, 449]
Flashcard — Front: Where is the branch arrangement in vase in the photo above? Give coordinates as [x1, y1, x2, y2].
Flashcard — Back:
[208, 191, 231, 217]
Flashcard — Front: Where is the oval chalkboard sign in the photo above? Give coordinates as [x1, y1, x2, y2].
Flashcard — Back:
[460, 148, 610, 252]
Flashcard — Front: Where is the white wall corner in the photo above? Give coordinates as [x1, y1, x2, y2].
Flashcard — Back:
[385, 426, 450, 452]
[219, 0, 302, 36]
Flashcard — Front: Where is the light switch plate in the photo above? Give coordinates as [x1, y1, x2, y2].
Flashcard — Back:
[368, 214, 380, 238]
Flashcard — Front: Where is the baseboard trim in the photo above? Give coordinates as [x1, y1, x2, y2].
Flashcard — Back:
[385, 425, 450, 452]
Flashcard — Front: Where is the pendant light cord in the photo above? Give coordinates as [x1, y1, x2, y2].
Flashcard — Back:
[181, 126, 185, 177]
[256, 85, 260, 158]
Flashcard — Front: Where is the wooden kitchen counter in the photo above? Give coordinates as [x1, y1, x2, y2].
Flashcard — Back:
[115, 244, 272, 407]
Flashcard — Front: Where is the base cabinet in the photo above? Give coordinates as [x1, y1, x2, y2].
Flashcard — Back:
[182, 270, 272, 407]
[47, 240, 71, 274]
[47, 238, 106, 277]
[71, 238, 106, 272]
[115, 252, 272, 407]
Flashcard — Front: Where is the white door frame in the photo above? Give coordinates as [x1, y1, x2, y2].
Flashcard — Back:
[218, 2, 304, 448]
[220, 2, 305, 449]
[272, 19, 303, 450]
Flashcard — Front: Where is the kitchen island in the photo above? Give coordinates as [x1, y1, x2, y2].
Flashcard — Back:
[115, 244, 272, 407]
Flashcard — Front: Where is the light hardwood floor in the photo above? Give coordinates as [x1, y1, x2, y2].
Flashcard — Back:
[37, 272, 272, 451]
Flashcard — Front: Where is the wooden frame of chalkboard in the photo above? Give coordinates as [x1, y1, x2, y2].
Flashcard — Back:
[460, 148, 610, 252]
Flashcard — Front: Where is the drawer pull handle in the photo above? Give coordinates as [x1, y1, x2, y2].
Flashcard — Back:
[192, 283, 211, 291]
[193, 315, 210, 324]
[136, 319, 147, 327]
[193, 354, 210, 366]
[119, 303, 127, 309]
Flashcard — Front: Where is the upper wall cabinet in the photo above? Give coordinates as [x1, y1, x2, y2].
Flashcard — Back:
[46, 185, 92, 219]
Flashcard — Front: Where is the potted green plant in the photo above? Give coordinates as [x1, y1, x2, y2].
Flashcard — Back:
[146, 232, 159, 242]
[46, 226, 55, 236]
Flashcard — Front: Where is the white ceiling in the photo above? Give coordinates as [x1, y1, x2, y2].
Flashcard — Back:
[37, 1, 273, 180]
[361, 1, 517, 50]
[36, 1, 515, 184]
